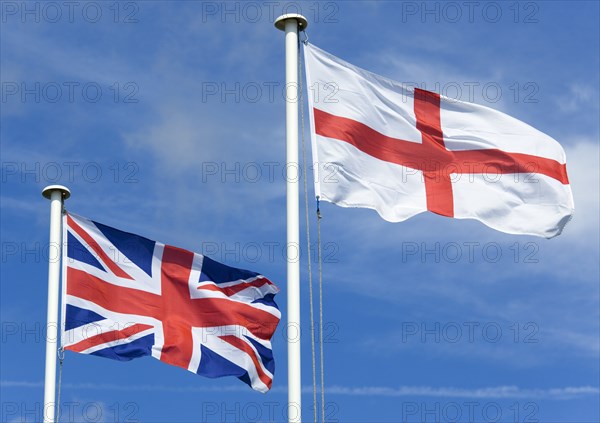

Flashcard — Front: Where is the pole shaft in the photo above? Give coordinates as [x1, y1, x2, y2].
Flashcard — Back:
[43, 190, 64, 423]
[284, 17, 302, 423]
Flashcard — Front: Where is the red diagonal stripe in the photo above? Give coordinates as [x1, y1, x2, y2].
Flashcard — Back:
[67, 214, 133, 280]
[66, 323, 153, 353]
[197, 278, 274, 297]
[219, 335, 273, 389]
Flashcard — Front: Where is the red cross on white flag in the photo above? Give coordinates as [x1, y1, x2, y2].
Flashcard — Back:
[304, 44, 574, 238]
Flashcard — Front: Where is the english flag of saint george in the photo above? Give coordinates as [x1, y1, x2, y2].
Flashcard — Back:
[61, 212, 280, 393]
[304, 44, 574, 238]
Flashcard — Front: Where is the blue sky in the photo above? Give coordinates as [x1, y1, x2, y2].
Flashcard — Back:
[1, 1, 599, 422]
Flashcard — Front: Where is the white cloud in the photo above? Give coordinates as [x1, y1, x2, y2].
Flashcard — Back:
[3, 380, 597, 400]
[561, 140, 600, 239]
[555, 83, 597, 113]
[324, 384, 600, 400]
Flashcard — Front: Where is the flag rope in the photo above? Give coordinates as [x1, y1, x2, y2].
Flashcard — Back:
[55, 348, 64, 422]
[55, 205, 66, 422]
[316, 197, 326, 423]
[298, 34, 318, 423]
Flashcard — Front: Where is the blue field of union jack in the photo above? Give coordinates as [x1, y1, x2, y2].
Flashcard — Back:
[61, 212, 280, 392]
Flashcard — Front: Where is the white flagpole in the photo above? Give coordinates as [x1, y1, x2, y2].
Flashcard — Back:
[42, 185, 70, 423]
[274, 13, 307, 423]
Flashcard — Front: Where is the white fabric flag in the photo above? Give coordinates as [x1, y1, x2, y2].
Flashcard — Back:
[304, 43, 574, 238]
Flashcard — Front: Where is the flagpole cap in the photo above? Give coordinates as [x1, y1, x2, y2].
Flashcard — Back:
[42, 185, 71, 200]
[274, 14, 308, 31]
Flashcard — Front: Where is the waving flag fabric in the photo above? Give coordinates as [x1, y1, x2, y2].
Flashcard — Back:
[304, 43, 574, 238]
[61, 213, 280, 392]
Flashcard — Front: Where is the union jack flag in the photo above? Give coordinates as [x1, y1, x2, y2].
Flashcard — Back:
[61, 212, 280, 392]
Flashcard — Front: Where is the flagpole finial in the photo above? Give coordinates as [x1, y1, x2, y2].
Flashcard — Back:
[274, 14, 308, 31]
[42, 185, 71, 200]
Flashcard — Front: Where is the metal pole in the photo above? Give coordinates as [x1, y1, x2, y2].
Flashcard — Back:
[274, 13, 307, 423]
[42, 185, 70, 423]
